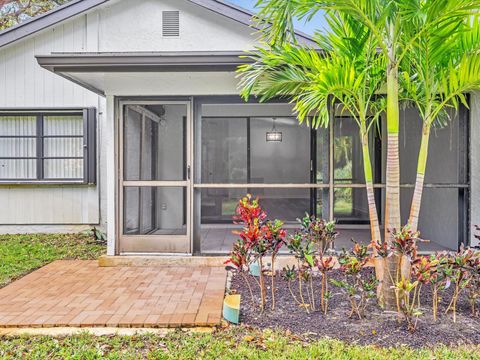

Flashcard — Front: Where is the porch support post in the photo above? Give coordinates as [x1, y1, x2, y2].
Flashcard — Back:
[106, 95, 117, 255]
[471, 91, 480, 247]
[192, 98, 202, 254]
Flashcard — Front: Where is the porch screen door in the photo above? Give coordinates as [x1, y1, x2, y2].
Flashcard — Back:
[119, 101, 191, 253]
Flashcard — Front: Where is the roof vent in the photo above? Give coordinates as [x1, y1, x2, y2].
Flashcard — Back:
[162, 11, 180, 37]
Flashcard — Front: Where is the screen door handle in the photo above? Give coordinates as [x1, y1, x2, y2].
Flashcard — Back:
[187, 165, 191, 180]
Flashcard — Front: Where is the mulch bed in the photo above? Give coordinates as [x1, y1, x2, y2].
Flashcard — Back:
[229, 268, 480, 348]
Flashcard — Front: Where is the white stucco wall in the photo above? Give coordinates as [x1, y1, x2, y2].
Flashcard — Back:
[98, 0, 255, 52]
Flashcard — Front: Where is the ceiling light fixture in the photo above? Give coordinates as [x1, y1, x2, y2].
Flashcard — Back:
[266, 117, 282, 142]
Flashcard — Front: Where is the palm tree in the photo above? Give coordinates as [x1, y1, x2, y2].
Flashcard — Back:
[248, 0, 404, 309]
[238, 9, 388, 303]
[247, 0, 480, 310]
[405, 15, 480, 232]
[239, 13, 386, 245]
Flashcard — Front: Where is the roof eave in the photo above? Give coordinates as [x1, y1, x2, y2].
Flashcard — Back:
[36, 51, 253, 73]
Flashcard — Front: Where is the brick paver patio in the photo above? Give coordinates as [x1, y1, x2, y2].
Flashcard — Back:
[0, 260, 226, 328]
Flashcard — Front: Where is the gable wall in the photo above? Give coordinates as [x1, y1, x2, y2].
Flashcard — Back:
[98, 0, 256, 52]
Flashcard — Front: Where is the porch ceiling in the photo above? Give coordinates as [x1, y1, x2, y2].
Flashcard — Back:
[36, 51, 253, 96]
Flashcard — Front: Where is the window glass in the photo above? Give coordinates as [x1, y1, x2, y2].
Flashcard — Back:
[44, 138, 83, 157]
[44, 159, 83, 179]
[44, 115, 83, 136]
[0, 116, 36, 136]
[0, 138, 36, 157]
[0, 159, 36, 179]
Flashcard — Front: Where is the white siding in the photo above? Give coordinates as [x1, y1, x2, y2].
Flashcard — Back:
[0, 14, 102, 229]
[0, 186, 98, 224]
[0, 15, 99, 108]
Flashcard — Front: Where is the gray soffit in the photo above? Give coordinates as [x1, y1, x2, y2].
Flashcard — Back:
[36, 51, 254, 73]
[0, 0, 110, 48]
[0, 0, 317, 49]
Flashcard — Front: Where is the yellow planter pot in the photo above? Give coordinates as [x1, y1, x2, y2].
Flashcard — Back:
[223, 294, 241, 324]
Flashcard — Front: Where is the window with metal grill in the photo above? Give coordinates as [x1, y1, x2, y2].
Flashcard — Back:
[0, 108, 96, 183]
[162, 11, 180, 37]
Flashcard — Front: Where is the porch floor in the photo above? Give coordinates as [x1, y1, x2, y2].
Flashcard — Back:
[0, 260, 226, 328]
[200, 227, 454, 253]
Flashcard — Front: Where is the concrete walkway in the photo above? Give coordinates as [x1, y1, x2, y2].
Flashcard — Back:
[0, 260, 226, 328]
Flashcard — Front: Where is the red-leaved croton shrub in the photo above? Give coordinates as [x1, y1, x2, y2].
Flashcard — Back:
[332, 241, 378, 320]
[262, 219, 287, 310]
[443, 246, 480, 322]
[225, 194, 286, 311]
[388, 226, 422, 328]
[225, 197, 480, 326]
[284, 214, 338, 314]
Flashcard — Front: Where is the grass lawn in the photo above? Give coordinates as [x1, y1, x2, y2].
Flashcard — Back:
[0, 234, 478, 359]
[0, 232, 105, 287]
[0, 328, 479, 359]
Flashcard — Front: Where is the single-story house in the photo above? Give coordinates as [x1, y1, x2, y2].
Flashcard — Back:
[0, 0, 479, 256]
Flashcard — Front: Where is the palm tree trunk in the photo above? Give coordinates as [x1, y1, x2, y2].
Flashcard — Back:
[408, 121, 431, 232]
[383, 60, 402, 310]
[360, 127, 382, 245]
[360, 126, 384, 305]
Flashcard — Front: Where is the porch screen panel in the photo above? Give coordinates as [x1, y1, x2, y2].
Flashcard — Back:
[120, 103, 190, 249]
[399, 108, 464, 184]
[253, 188, 311, 221]
[124, 108, 142, 180]
[198, 102, 327, 254]
[332, 117, 373, 226]
[123, 186, 186, 235]
[250, 117, 310, 184]
[196, 99, 469, 254]
[201, 117, 247, 183]
[396, 106, 468, 250]
[333, 188, 369, 223]
[400, 188, 460, 251]
[123, 105, 185, 181]
[333, 117, 366, 184]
